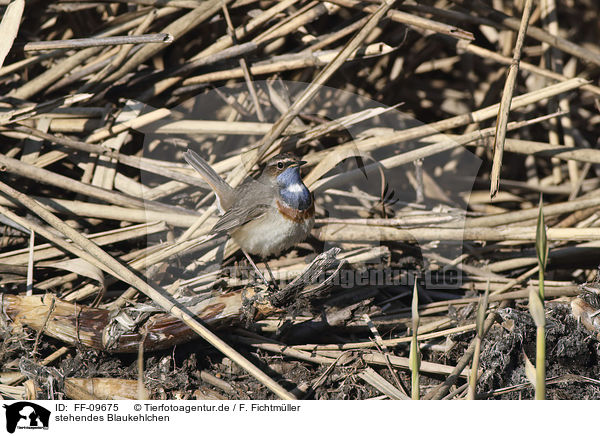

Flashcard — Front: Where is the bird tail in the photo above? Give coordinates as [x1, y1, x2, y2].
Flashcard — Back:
[184, 149, 234, 212]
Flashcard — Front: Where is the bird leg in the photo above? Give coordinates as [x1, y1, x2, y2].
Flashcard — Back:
[263, 261, 279, 290]
[241, 249, 273, 289]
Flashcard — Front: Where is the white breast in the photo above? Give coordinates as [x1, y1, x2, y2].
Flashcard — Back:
[231, 207, 314, 258]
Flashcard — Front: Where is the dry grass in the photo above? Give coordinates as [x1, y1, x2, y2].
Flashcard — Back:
[1, 0, 600, 400]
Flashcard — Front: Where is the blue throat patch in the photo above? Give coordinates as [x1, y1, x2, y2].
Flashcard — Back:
[277, 167, 312, 210]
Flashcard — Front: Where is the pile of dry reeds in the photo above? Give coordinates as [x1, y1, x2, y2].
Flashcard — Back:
[1, 0, 600, 400]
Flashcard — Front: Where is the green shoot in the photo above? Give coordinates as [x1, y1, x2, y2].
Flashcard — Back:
[536, 195, 548, 300]
[409, 280, 421, 400]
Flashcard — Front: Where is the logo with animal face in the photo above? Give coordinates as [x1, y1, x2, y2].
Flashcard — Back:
[3, 402, 50, 433]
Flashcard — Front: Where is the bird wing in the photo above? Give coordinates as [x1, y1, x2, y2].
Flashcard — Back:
[210, 203, 270, 235]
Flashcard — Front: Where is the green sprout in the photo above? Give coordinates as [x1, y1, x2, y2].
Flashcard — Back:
[529, 195, 547, 400]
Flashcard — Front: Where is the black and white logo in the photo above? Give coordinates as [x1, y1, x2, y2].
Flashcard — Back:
[3, 402, 50, 433]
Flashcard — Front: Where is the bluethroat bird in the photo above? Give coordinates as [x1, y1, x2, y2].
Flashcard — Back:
[184, 149, 315, 286]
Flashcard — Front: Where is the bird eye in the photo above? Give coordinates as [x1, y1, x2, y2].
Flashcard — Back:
[277, 161, 284, 169]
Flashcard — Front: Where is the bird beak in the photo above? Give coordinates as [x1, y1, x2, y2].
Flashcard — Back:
[295, 160, 307, 167]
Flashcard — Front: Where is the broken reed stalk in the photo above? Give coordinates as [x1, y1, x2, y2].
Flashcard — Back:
[328, 0, 475, 41]
[0, 0, 24, 69]
[137, 334, 148, 400]
[490, 0, 534, 198]
[25, 229, 34, 296]
[468, 283, 489, 400]
[409, 280, 421, 400]
[316, 224, 600, 242]
[20, 33, 173, 51]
